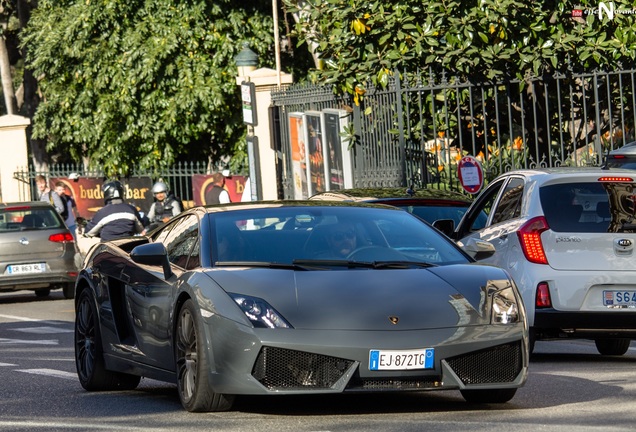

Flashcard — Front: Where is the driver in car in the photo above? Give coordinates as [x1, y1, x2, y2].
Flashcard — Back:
[325, 222, 357, 258]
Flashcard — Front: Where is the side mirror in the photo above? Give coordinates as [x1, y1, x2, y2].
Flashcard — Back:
[131, 242, 173, 279]
[460, 237, 496, 260]
[432, 219, 455, 237]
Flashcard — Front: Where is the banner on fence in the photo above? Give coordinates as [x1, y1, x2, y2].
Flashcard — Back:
[50, 177, 153, 220]
[192, 175, 247, 205]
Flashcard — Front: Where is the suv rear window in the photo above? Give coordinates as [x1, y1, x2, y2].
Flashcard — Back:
[540, 182, 635, 233]
[0, 207, 64, 232]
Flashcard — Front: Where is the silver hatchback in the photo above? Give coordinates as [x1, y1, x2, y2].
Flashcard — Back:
[0, 202, 77, 298]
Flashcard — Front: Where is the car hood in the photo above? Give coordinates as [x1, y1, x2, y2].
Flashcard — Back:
[205, 264, 511, 331]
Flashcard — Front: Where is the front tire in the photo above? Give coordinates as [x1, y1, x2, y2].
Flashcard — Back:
[175, 299, 234, 412]
[35, 288, 50, 298]
[460, 388, 517, 404]
[63, 283, 75, 299]
[595, 338, 630, 356]
[75, 289, 140, 390]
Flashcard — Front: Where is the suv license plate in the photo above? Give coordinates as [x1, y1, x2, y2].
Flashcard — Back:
[369, 348, 434, 371]
[603, 290, 636, 307]
[6, 263, 46, 274]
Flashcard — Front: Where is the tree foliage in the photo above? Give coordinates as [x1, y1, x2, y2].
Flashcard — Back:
[21, 0, 276, 177]
[285, 0, 636, 95]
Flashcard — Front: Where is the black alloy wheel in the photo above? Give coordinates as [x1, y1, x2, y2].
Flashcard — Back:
[175, 299, 234, 412]
[75, 288, 140, 390]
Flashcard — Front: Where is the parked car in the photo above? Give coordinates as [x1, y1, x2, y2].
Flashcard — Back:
[449, 167, 636, 355]
[74, 201, 528, 412]
[0, 201, 77, 298]
[309, 187, 484, 227]
[605, 141, 636, 170]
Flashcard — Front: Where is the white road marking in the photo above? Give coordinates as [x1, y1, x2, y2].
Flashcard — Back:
[0, 338, 58, 345]
[0, 362, 17, 366]
[15, 368, 77, 380]
[0, 313, 58, 324]
[12, 326, 73, 334]
[0, 421, 161, 431]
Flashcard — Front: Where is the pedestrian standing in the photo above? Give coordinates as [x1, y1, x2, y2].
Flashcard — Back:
[205, 173, 231, 204]
[35, 175, 65, 215]
[55, 181, 80, 240]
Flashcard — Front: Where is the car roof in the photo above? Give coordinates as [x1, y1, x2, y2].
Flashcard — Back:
[199, 200, 403, 214]
[309, 187, 471, 203]
[496, 166, 636, 177]
[0, 201, 52, 210]
[609, 141, 636, 155]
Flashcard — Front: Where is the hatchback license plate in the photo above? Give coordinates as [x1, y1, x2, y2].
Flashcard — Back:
[7, 263, 46, 274]
[369, 348, 434, 370]
[603, 290, 636, 307]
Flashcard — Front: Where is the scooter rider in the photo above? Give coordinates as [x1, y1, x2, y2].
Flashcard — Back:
[146, 181, 182, 226]
[84, 180, 144, 241]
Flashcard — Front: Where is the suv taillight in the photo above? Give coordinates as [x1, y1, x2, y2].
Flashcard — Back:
[517, 216, 549, 264]
[49, 233, 74, 243]
[536, 282, 552, 308]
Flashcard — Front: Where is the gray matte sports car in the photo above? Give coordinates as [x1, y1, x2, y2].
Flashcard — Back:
[74, 201, 528, 412]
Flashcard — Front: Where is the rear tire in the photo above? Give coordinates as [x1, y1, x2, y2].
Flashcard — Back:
[460, 388, 517, 404]
[35, 288, 50, 298]
[175, 299, 234, 412]
[75, 289, 140, 390]
[595, 338, 630, 356]
[63, 283, 75, 299]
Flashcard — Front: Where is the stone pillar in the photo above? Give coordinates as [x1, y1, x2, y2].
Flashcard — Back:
[0, 115, 30, 203]
[237, 68, 293, 200]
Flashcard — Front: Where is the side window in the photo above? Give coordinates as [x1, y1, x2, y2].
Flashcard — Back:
[160, 215, 199, 269]
[459, 178, 506, 235]
[490, 177, 524, 224]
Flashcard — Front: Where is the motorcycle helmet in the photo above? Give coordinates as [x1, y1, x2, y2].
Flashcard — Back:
[102, 180, 124, 204]
[151, 181, 169, 195]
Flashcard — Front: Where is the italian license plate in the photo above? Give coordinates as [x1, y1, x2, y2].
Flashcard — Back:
[369, 348, 434, 371]
[603, 290, 636, 307]
[6, 263, 46, 275]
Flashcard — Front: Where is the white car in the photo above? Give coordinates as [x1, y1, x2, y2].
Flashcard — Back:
[450, 167, 636, 355]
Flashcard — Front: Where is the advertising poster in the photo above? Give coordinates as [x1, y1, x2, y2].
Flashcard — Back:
[304, 111, 326, 195]
[323, 111, 345, 190]
[289, 113, 308, 199]
[50, 177, 153, 220]
[192, 174, 247, 205]
[323, 109, 354, 189]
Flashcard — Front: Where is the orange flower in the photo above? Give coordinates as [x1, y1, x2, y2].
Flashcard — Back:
[438, 131, 445, 138]
[438, 165, 444, 172]
[513, 136, 523, 150]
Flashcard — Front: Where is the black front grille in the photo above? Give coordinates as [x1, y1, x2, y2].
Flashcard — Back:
[446, 342, 522, 385]
[346, 376, 442, 391]
[252, 347, 353, 390]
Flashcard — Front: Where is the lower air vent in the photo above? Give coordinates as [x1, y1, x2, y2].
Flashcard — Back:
[252, 347, 353, 390]
[346, 376, 441, 391]
[446, 342, 522, 385]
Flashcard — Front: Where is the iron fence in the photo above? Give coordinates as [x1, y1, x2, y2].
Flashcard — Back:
[272, 67, 636, 197]
[13, 161, 239, 205]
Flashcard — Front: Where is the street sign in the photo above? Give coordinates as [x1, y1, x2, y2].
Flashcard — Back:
[457, 155, 484, 194]
[241, 81, 257, 126]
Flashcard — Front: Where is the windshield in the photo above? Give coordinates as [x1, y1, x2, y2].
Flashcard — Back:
[211, 206, 470, 266]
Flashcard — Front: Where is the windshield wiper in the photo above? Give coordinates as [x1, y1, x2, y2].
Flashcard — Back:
[214, 261, 315, 270]
[292, 259, 435, 269]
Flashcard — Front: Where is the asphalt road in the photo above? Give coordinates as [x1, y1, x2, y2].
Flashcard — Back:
[1, 289, 636, 432]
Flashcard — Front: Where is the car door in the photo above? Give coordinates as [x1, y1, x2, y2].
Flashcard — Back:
[122, 214, 200, 369]
[455, 175, 525, 268]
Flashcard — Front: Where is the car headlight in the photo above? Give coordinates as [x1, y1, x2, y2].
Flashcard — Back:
[491, 287, 520, 324]
[229, 293, 292, 329]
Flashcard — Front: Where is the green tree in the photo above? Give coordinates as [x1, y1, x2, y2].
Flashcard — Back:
[21, 0, 278, 177]
[284, 0, 636, 94]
